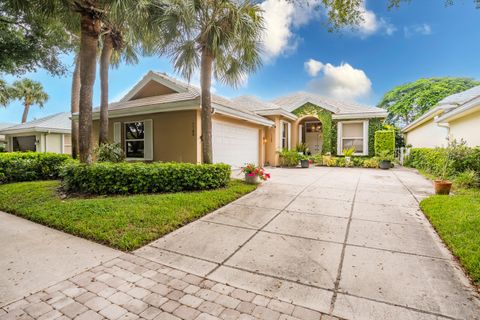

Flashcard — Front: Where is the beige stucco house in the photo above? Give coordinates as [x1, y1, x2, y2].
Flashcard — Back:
[402, 86, 480, 147]
[80, 71, 387, 168]
[0, 113, 72, 154]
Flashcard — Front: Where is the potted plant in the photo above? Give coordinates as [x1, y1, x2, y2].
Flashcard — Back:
[241, 163, 270, 184]
[342, 147, 355, 167]
[378, 150, 394, 170]
[433, 144, 452, 195]
[299, 154, 310, 168]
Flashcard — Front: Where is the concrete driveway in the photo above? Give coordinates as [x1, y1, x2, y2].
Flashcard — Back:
[135, 167, 480, 319]
[0, 212, 120, 307]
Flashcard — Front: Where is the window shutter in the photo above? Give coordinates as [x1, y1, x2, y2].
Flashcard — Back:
[287, 122, 292, 149]
[113, 122, 121, 143]
[144, 119, 153, 161]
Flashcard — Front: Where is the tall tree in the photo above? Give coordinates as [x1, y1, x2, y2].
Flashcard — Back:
[10, 79, 49, 123]
[378, 77, 480, 126]
[150, 0, 363, 163]
[71, 54, 81, 159]
[0, 79, 12, 107]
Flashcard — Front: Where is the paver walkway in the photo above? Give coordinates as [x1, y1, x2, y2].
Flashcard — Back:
[1, 167, 479, 320]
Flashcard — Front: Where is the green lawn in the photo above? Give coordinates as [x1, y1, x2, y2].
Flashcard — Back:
[420, 188, 480, 286]
[0, 180, 255, 251]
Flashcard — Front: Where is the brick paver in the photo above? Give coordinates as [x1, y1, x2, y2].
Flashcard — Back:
[0, 253, 338, 320]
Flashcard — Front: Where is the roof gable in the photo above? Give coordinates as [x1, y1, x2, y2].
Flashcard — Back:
[120, 71, 194, 102]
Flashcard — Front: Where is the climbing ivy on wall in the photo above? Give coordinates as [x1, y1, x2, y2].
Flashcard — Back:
[292, 103, 333, 154]
[368, 118, 385, 157]
[331, 121, 338, 155]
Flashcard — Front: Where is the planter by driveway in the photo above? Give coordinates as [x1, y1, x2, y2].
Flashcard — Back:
[135, 166, 480, 320]
[1, 167, 479, 320]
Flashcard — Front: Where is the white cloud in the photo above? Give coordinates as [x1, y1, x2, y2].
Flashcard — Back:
[260, 0, 297, 60]
[355, 3, 396, 37]
[404, 23, 432, 38]
[304, 59, 324, 77]
[305, 60, 372, 102]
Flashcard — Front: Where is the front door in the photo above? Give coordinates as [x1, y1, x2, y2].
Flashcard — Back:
[305, 121, 323, 154]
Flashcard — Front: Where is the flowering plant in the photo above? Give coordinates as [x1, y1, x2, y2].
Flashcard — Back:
[241, 163, 270, 181]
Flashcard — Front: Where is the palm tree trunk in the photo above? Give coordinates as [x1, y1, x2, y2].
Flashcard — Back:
[21, 102, 30, 123]
[99, 34, 113, 145]
[200, 48, 214, 164]
[71, 54, 81, 159]
[78, 12, 101, 163]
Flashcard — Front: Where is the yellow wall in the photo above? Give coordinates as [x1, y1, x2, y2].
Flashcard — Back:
[405, 119, 448, 148]
[449, 110, 480, 147]
[93, 110, 198, 163]
[263, 115, 295, 166]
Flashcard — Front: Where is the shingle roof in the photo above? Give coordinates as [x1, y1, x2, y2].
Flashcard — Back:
[0, 123, 15, 130]
[438, 85, 480, 106]
[272, 91, 386, 115]
[233, 96, 281, 112]
[0, 112, 71, 134]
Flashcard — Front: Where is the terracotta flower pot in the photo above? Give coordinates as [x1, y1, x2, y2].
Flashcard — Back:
[245, 173, 260, 184]
[434, 180, 452, 195]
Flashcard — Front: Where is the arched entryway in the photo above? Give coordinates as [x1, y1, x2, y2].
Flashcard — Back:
[298, 116, 323, 155]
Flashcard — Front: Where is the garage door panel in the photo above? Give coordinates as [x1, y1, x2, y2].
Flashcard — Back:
[212, 121, 259, 168]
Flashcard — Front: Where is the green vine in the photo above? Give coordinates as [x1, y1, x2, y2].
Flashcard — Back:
[292, 103, 333, 154]
[368, 118, 384, 157]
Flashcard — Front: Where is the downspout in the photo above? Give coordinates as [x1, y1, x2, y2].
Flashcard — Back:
[435, 116, 450, 145]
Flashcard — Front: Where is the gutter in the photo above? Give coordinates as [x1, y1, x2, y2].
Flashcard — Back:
[213, 103, 275, 127]
[435, 96, 480, 123]
[332, 112, 387, 120]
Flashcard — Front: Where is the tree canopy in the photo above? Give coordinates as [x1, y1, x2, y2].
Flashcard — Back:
[378, 77, 480, 126]
[0, 1, 75, 76]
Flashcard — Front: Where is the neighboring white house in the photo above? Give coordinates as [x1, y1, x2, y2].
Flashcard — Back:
[402, 86, 480, 147]
[0, 123, 15, 148]
[0, 113, 72, 154]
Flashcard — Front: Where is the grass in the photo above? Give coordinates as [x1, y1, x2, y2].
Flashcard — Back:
[420, 188, 480, 286]
[0, 180, 256, 251]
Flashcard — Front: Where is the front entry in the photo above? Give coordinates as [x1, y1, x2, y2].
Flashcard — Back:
[304, 121, 323, 154]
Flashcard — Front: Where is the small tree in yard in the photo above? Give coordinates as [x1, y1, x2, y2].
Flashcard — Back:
[374, 130, 395, 157]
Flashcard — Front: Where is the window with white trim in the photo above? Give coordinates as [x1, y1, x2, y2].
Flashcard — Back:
[338, 120, 368, 155]
[125, 121, 145, 158]
[281, 121, 290, 150]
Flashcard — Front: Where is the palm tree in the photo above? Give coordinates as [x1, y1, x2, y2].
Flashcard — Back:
[71, 54, 81, 159]
[11, 79, 49, 123]
[150, 0, 264, 163]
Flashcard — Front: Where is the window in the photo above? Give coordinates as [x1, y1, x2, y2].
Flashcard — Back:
[13, 136, 36, 152]
[125, 121, 145, 158]
[281, 121, 290, 149]
[339, 121, 367, 155]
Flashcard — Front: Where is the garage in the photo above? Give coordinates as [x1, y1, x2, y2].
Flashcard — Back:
[212, 120, 259, 168]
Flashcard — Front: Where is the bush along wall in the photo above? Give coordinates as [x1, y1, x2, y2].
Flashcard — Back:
[61, 162, 231, 195]
[374, 130, 395, 156]
[405, 145, 480, 179]
[0, 152, 71, 183]
[368, 118, 385, 156]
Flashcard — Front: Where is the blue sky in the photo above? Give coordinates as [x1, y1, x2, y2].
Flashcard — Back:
[1, 0, 480, 124]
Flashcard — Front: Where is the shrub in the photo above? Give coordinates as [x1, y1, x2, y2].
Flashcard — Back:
[0, 152, 71, 183]
[278, 149, 300, 167]
[374, 130, 395, 157]
[61, 162, 231, 194]
[405, 141, 480, 180]
[363, 158, 379, 168]
[454, 170, 479, 188]
[95, 143, 125, 163]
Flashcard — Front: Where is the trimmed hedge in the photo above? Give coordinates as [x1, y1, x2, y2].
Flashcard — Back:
[0, 152, 71, 183]
[405, 146, 480, 178]
[374, 130, 395, 156]
[61, 162, 231, 194]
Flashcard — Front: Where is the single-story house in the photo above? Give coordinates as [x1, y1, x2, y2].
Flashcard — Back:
[77, 71, 387, 167]
[0, 123, 15, 148]
[402, 86, 480, 148]
[0, 112, 72, 154]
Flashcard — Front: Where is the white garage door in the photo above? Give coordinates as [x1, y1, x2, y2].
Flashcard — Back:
[212, 120, 259, 168]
